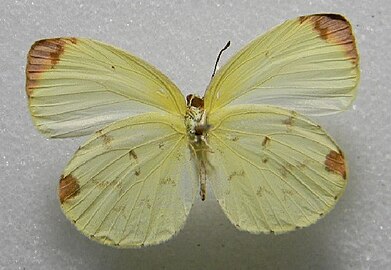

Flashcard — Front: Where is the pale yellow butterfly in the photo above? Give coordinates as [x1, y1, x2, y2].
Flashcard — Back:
[26, 14, 359, 247]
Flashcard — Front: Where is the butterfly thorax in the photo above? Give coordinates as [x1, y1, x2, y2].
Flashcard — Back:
[185, 94, 208, 145]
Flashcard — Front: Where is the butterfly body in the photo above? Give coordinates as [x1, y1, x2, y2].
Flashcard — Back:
[26, 14, 359, 247]
[185, 94, 210, 200]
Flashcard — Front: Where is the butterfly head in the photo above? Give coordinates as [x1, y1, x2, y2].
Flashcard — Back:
[186, 94, 204, 108]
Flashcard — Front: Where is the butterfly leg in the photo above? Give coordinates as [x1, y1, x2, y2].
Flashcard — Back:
[199, 160, 207, 201]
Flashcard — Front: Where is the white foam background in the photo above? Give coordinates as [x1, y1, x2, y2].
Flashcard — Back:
[1, 0, 390, 269]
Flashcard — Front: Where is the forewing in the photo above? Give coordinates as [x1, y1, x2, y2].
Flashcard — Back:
[204, 14, 359, 115]
[59, 113, 197, 247]
[26, 38, 186, 138]
[207, 105, 347, 233]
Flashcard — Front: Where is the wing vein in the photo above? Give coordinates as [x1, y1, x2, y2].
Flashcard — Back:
[118, 136, 185, 244]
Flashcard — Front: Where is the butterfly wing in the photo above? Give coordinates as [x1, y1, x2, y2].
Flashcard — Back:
[204, 14, 359, 116]
[26, 38, 186, 138]
[207, 105, 347, 233]
[59, 112, 197, 247]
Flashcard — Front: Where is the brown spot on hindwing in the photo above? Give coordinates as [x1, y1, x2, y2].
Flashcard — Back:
[128, 150, 140, 176]
[26, 38, 77, 97]
[262, 136, 271, 147]
[283, 116, 294, 126]
[59, 174, 80, 203]
[325, 149, 346, 179]
[129, 150, 138, 160]
[299, 14, 358, 65]
[227, 170, 245, 181]
[159, 177, 176, 186]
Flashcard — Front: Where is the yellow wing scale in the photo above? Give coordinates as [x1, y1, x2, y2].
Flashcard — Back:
[59, 113, 198, 247]
[207, 105, 347, 233]
[26, 38, 186, 138]
[25, 13, 359, 247]
[204, 14, 359, 116]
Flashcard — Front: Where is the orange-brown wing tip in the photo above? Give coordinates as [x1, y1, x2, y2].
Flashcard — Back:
[25, 37, 78, 97]
[325, 149, 347, 180]
[59, 174, 80, 204]
[299, 14, 359, 65]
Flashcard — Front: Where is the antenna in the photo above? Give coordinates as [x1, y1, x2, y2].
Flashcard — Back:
[211, 41, 231, 78]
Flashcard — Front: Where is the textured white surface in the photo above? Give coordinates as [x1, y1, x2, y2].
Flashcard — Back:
[1, 0, 390, 269]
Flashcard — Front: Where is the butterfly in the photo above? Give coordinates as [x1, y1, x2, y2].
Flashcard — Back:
[26, 14, 359, 247]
